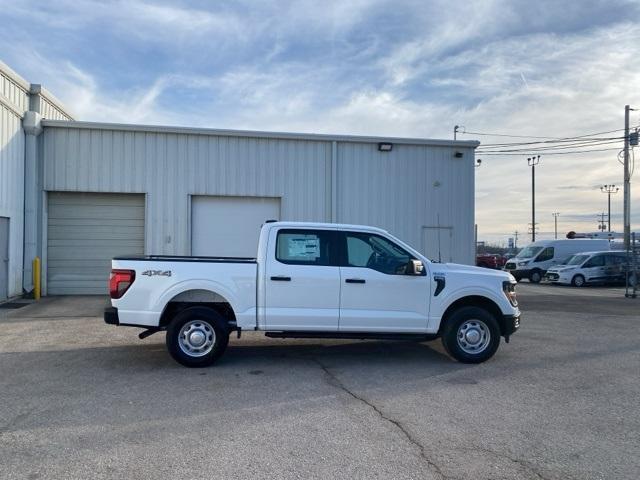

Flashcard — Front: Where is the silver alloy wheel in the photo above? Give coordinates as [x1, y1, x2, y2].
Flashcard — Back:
[573, 275, 585, 287]
[178, 319, 216, 357]
[457, 319, 491, 355]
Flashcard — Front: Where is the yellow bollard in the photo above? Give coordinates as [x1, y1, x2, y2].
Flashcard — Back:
[33, 257, 41, 301]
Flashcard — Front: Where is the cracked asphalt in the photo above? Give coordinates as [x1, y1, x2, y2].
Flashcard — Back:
[1, 283, 639, 479]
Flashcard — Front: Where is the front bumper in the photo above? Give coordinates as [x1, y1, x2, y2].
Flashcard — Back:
[104, 307, 120, 325]
[544, 272, 571, 284]
[501, 313, 521, 337]
[504, 268, 530, 280]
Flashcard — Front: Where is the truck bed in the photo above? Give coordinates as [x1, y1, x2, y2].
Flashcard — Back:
[114, 255, 256, 263]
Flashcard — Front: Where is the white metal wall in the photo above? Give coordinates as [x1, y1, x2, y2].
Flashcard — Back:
[38, 95, 72, 121]
[336, 142, 475, 264]
[41, 124, 476, 287]
[43, 128, 331, 256]
[0, 61, 74, 298]
[0, 92, 27, 298]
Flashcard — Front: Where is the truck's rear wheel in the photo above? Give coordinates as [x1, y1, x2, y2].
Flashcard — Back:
[166, 307, 229, 367]
[441, 307, 500, 364]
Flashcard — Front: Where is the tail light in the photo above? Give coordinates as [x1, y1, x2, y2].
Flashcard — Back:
[110, 269, 135, 299]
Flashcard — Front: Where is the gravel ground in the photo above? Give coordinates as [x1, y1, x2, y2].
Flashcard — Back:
[1, 283, 638, 479]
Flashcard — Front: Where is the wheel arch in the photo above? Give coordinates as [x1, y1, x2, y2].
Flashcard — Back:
[439, 295, 507, 336]
[158, 287, 237, 329]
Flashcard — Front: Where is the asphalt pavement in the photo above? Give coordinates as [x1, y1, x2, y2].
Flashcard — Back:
[1, 283, 638, 479]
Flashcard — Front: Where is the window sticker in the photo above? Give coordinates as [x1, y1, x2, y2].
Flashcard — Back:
[288, 236, 320, 259]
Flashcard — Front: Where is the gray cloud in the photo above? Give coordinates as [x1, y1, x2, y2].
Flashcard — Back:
[1, 0, 639, 244]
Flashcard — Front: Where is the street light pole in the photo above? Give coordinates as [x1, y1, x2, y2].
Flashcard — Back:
[600, 184, 619, 232]
[552, 212, 560, 239]
[528, 155, 541, 242]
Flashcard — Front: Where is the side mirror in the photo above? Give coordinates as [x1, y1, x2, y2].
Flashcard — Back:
[405, 259, 425, 276]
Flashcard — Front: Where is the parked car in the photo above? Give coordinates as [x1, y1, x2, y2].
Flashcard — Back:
[476, 254, 507, 269]
[504, 239, 611, 283]
[545, 251, 637, 287]
[104, 221, 521, 367]
[476, 254, 500, 269]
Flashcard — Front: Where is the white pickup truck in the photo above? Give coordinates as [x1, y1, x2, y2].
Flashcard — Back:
[104, 221, 520, 367]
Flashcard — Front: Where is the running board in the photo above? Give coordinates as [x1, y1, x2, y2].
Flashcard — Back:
[264, 331, 438, 341]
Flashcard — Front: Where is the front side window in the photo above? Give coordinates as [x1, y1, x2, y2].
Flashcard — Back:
[535, 247, 554, 262]
[344, 232, 412, 275]
[583, 255, 605, 268]
[276, 229, 334, 266]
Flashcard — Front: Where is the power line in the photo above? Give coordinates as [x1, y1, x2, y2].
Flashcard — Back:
[477, 135, 625, 148]
[477, 139, 624, 153]
[477, 147, 622, 156]
[460, 128, 625, 140]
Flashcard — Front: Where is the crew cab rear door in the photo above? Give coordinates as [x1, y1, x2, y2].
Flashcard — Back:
[337, 230, 430, 332]
[264, 227, 340, 331]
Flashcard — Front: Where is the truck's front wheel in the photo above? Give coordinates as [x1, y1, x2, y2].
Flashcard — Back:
[166, 307, 229, 367]
[441, 307, 500, 364]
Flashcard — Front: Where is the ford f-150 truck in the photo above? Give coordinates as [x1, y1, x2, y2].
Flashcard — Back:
[104, 221, 520, 367]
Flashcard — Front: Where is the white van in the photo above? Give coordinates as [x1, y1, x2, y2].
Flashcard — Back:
[544, 251, 634, 287]
[504, 239, 610, 283]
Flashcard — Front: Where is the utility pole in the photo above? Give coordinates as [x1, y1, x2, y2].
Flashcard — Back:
[454, 125, 459, 140]
[600, 184, 619, 232]
[528, 155, 541, 241]
[552, 212, 560, 239]
[598, 212, 607, 232]
[513, 230, 519, 250]
[623, 106, 634, 249]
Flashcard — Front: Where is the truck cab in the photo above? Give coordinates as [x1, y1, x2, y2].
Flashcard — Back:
[105, 222, 521, 367]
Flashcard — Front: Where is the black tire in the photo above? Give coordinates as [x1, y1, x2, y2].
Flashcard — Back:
[571, 274, 586, 287]
[441, 306, 501, 364]
[166, 306, 230, 368]
[529, 270, 542, 283]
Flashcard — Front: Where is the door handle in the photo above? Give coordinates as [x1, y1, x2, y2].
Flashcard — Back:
[270, 276, 291, 281]
[345, 278, 366, 284]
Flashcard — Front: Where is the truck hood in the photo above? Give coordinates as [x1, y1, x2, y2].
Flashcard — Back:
[431, 262, 513, 281]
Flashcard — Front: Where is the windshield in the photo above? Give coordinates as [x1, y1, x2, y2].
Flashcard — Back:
[516, 246, 543, 259]
[567, 254, 589, 266]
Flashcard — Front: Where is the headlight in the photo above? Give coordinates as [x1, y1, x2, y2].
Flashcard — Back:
[518, 261, 529, 266]
[502, 281, 518, 307]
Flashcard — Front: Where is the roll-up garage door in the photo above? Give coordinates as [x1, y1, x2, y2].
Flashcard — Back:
[191, 196, 280, 257]
[47, 192, 145, 295]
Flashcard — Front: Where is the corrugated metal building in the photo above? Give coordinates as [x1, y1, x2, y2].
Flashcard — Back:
[0, 61, 479, 297]
[0, 61, 73, 300]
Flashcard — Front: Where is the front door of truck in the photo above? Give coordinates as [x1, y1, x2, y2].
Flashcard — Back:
[265, 228, 340, 331]
[338, 231, 430, 332]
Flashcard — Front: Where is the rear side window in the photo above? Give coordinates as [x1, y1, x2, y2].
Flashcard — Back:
[606, 253, 627, 266]
[276, 229, 334, 266]
[535, 247, 554, 262]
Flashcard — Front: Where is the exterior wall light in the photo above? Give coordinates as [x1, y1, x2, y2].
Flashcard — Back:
[378, 143, 393, 152]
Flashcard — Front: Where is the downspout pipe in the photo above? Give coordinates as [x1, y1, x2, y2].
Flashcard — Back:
[22, 111, 42, 294]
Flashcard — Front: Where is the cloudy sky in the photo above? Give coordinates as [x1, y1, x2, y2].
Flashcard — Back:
[2, 0, 639, 244]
